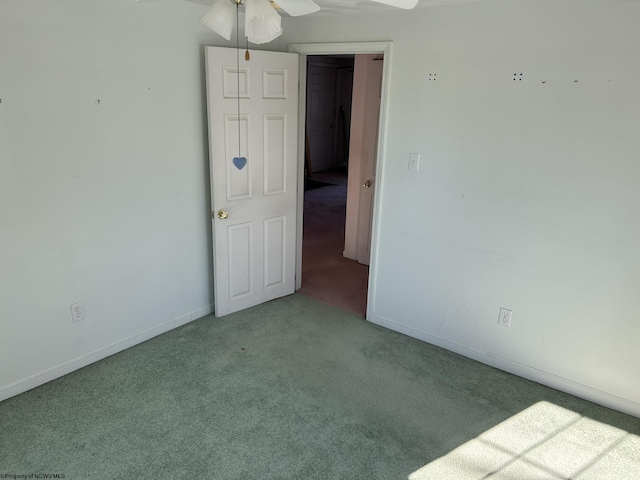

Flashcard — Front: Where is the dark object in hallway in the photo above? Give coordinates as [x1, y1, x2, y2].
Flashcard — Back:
[304, 177, 335, 191]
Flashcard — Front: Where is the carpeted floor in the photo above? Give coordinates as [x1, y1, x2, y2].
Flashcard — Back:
[1, 294, 638, 479]
[299, 170, 369, 316]
[410, 400, 640, 479]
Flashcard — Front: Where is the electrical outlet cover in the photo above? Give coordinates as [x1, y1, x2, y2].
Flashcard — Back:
[71, 302, 85, 323]
[498, 307, 512, 327]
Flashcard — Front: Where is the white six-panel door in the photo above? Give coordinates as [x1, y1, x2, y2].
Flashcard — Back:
[205, 47, 299, 317]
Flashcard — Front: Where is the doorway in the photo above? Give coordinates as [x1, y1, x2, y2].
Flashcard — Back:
[290, 43, 391, 318]
[298, 54, 367, 315]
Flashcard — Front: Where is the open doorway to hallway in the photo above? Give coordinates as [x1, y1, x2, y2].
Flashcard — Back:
[297, 54, 383, 317]
[298, 167, 368, 316]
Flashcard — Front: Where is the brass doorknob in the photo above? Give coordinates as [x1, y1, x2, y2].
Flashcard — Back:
[217, 210, 229, 220]
[363, 180, 372, 188]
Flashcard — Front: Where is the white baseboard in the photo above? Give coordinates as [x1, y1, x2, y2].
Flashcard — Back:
[0, 304, 214, 403]
[191, 304, 214, 320]
[343, 249, 356, 260]
[369, 312, 640, 418]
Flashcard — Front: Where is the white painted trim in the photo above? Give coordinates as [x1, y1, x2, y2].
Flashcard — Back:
[288, 41, 393, 314]
[0, 304, 214, 402]
[295, 54, 307, 291]
[289, 42, 393, 56]
[343, 247, 357, 260]
[369, 312, 640, 418]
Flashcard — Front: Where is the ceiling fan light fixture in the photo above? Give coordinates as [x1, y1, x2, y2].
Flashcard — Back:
[200, 0, 236, 40]
[245, 0, 282, 44]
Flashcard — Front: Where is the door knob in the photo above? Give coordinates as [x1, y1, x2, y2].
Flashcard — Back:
[217, 210, 229, 220]
[363, 180, 372, 188]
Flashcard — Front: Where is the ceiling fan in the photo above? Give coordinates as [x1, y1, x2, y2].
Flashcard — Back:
[136, 0, 419, 44]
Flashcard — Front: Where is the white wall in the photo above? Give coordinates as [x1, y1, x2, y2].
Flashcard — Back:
[3, 0, 639, 418]
[282, 0, 640, 416]
[0, 0, 260, 400]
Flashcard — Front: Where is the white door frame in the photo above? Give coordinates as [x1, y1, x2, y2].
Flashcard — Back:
[288, 42, 393, 321]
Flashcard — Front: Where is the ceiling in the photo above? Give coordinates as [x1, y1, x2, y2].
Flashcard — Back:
[186, 0, 492, 17]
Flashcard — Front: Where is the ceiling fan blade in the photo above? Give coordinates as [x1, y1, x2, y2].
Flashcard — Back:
[369, 0, 418, 9]
[273, 0, 320, 17]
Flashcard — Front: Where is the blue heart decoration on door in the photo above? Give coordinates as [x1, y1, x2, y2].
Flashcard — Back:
[232, 157, 247, 170]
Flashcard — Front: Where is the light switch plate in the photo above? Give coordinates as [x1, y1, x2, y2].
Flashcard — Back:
[409, 153, 420, 171]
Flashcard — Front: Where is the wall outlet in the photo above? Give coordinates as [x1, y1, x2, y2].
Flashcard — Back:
[498, 307, 512, 327]
[71, 302, 85, 323]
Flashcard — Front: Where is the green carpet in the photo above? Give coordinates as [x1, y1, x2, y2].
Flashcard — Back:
[1, 294, 638, 479]
[410, 401, 640, 479]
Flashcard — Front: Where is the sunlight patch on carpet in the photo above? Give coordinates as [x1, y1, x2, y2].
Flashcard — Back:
[409, 401, 640, 479]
